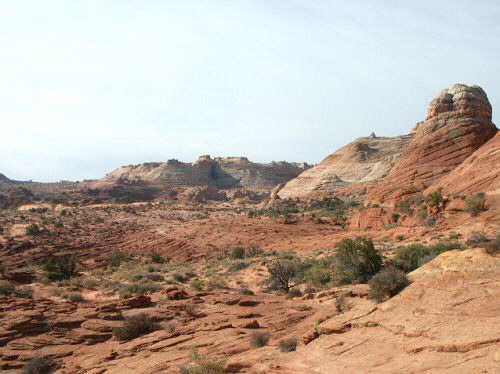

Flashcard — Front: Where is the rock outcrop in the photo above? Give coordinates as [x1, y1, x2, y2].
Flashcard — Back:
[96, 156, 310, 191]
[366, 84, 497, 205]
[278, 135, 412, 199]
[426, 132, 500, 197]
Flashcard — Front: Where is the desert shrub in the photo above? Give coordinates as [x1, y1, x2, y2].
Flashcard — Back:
[184, 303, 198, 317]
[113, 313, 159, 341]
[411, 193, 425, 206]
[396, 235, 405, 241]
[394, 244, 428, 272]
[230, 247, 245, 259]
[63, 292, 84, 302]
[119, 281, 161, 299]
[384, 223, 397, 230]
[466, 231, 489, 247]
[0, 280, 15, 295]
[279, 337, 298, 352]
[368, 267, 409, 302]
[180, 348, 226, 374]
[465, 192, 486, 216]
[206, 276, 228, 290]
[425, 189, 444, 209]
[246, 244, 263, 257]
[333, 237, 382, 285]
[190, 279, 205, 291]
[251, 331, 270, 348]
[247, 210, 257, 218]
[394, 241, 462, 272]
[391, 213, 400, 223]
[163, 320, 177, 333]
[107, 251, 130, 270]
[335, 294, 351, 313]
[265, 257, 308, 293]
[287, 288, 303, 298]
[15, 285, 34, 299]
[26, 223, 41, 236]
[146, 273, 164, 282]
[42, 255, 77, 281]
[304, 258, 334, 287]
[396, 201, 414, 216]
[22, 356, 55, 374]
[150, 252, 167, 264]
[0, 263, 5, 275]
[425, 218, 436, 227]
[486, 235, 500, 255]
[172, 272, 188, 283]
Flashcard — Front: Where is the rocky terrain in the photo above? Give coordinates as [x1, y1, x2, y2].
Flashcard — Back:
[0, 83, 498, 373]
[96, 156, 311, 192]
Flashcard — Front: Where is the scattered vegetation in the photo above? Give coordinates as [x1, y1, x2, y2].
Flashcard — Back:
[368, 267, 410, 302]
[333, 237, 382, 284]
[190, 279, 205, 291]
[42, 255, 78, 280]
[113, 313, 159, 341]
[250, 331, 270, 348]
[22, 356, 55, 374]
[394, 241, 462, 272]
[119, 281, 162, 299]
[279, 337, 298, 352]
[26, 223, 41, 236]
[107, 251, 131, 271]
[0, 280, 15, 295]
[265, 257, 307, 293]
[465, 192, 486, 216]
[179, 348, 226, 374]
[230, 247, 245, 259]
[425, 189, 444, 209]
[334, 294, 351, 313]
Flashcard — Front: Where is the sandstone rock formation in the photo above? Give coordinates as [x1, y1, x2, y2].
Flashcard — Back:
[96, 156, 311, 192]
[251, 248, 500, 373]
[366, 84, 497, 205]
[426, 132, 499, 197]
[278, 135, 412, 199]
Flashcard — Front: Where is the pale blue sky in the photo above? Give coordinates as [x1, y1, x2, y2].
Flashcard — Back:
[1, 0, 499, 182]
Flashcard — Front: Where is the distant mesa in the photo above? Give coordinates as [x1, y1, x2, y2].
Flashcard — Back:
[96, 155, 312, 191]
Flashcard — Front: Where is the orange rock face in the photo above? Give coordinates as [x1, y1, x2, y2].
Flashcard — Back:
[366, 84, 497, 205]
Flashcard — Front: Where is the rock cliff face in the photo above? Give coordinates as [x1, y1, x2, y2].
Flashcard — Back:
[426, 132, 500, 197]
[366, 84, 497, 205]
[278, 135, 412, 199]
[96, 156, 311, 191]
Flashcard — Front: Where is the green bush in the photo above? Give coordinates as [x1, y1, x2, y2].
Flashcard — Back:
[368, 267, 409, 302]
[251, 331, 270, 348]
[394, 241, 462, 272]
[279, 337, 298, 352]
[396, 201, 414, 216]
[0, 263, 5, 275]
[287, 288, 302, 298]
[303, 258, 334, 287]
[26, 223, 41, 236]
[113, 313, 159, 341]
[333, 237, 382, 285]
[150, 252, 167, 264]
[107, 251, 130, 270]
[465, 192, 486, 217]
[230, 247, 245, 259]
[425, 189, 444, 209]
[22, 356, 55, 374]
[42, 255, 77, 280]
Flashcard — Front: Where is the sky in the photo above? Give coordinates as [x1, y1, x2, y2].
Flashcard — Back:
[1, 0, 499, 182]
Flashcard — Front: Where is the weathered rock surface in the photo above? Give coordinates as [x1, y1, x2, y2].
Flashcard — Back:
[426, 132, 500, 197]
[366, 84, 497, 205]
[97, 155, 311, 192]
[278, 135, 411, 199]
[252, 248, 500, 373]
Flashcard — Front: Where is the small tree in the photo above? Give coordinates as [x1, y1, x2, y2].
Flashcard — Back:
[425, 189, 444, 209]
[368, 267, 409, 302]
[26, 224, 41, 236]
[465, 192, 486, 217]
[333, 237, 382, 284]
[265, 257, 306, 293]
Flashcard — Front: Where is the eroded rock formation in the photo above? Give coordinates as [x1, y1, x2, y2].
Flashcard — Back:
[366, 84, 497, 205]
[278, 135, 412, 199]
